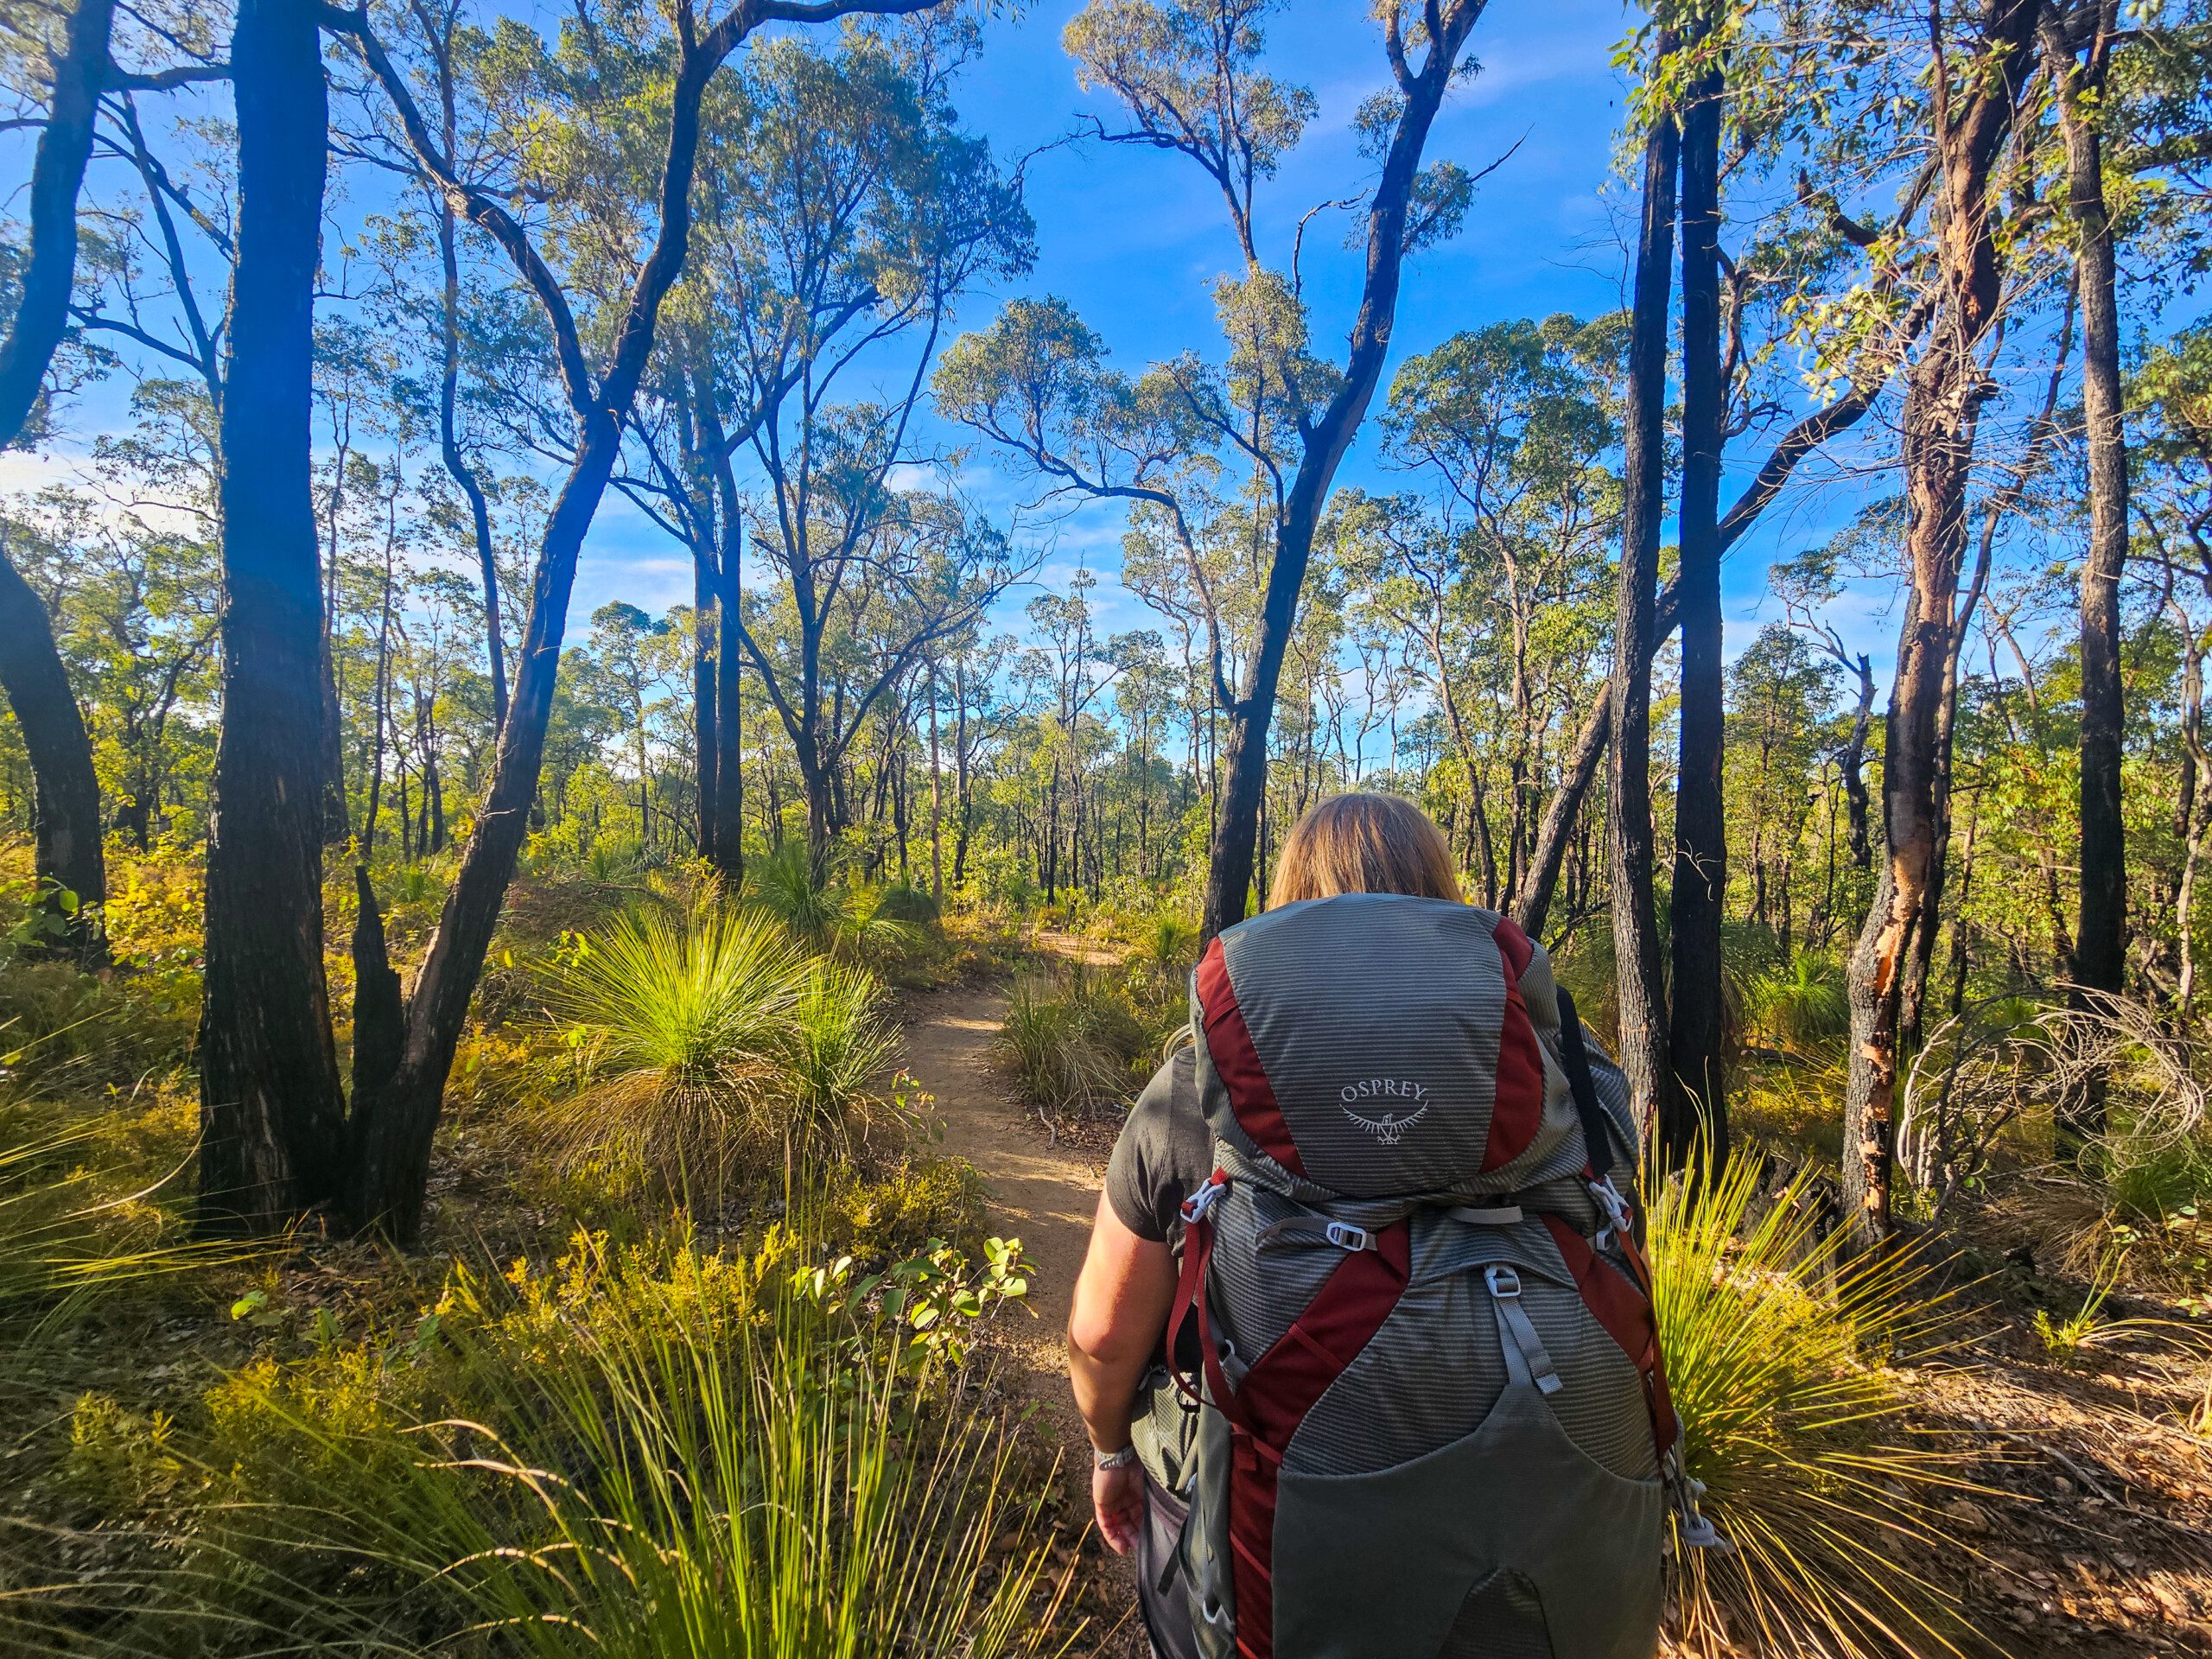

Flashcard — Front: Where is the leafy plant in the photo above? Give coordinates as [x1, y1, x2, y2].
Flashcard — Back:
[1650, 1148, 1978, 1659]
[168, 1229, 1077, 1657]
[995, 968, 1148, 1116]
[1745, 952, 1851, 1055]
[2031, 1254, 2122, 1363]
[779, 957, 898, 1135]
[540, 904, 808, 1192]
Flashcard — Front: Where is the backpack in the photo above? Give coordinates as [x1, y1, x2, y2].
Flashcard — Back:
[1154, 893, 1709, 1659]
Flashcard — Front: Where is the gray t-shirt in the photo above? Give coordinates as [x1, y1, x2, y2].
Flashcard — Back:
[1103, 1044, 1211, 1249]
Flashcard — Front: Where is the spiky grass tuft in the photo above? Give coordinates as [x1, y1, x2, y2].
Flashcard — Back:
[1652, 1150, 1981, 1658]
[540, 905, 808, 1192]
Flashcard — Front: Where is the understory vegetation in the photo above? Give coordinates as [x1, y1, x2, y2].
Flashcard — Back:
[0, 848, 1073, 1656]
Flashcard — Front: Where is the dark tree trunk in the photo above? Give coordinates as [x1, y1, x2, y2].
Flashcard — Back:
[1666, 60, 1728, 1177]
[2052, 1, 2126, 1158]
[0, 0, 116, 960]
[1198, 1, 1478, 941]
[0, 551, 105, 960]
[332, 0, 823, 1239]
[693, 547, 717, 857]
[198, 0, 349, 1232]
[1841, 653, 1875, 869]
[437, 204, 506, 733]
[1610, 106, 1680, 1144]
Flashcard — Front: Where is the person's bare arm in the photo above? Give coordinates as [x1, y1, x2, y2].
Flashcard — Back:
[1067, 1188, 1177, 1554]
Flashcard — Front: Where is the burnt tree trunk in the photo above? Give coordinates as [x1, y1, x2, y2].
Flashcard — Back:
[1610, 105, 1680, 1144]
[198, 0, 349, 1231]
[0, 0, 115, 960]
[1667, 56, 1728, 1177]
[1198, 0, 1480, 941]
[2052, 0, 2126, 1158]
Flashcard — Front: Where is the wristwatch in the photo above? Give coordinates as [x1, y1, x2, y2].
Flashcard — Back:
[1094, 1443, 1140, 1471]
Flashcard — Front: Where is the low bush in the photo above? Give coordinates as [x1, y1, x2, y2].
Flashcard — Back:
[995, 968, 1150, 1116]
[1745, 952, 1851, 1056]
[833, 1154, 990, 1257]
[1651, 1148, 1977, 1659]
[54, 1226, 1071, 1656]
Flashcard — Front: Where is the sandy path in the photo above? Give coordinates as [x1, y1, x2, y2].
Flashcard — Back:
[896, 975, 1109, 1460]
[896, 954, 1141, 1644]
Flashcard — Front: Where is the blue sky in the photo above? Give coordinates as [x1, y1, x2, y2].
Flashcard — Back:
[2, 0, 1908, 677]
[571, 0, 1891, 666]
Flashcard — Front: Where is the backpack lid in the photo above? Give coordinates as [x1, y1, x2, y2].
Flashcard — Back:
[1190, 893, 1568, 1199]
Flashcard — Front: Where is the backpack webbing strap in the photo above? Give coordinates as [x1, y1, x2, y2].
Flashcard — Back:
[1539, 1212, 1680, 1458]
[1553, 985, 1614, 1184]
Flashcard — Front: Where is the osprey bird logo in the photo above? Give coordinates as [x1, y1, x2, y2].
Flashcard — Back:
[1338, 1077, 1432, 1146]
[1341, 1102, 1430, 1146]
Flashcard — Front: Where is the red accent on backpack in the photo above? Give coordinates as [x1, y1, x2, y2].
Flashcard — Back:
[1196, 940, 1307, 1177]
[1541, 1212, 1681, 1456]
[1482, 915, 1548, 1172]
[1181, 1211, 1411, 1659]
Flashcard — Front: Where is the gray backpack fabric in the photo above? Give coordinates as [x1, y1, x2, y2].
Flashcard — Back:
[1154, 895, 1685, 1659]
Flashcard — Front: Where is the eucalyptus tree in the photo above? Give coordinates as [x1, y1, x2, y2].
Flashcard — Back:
[942, 0, 1492, 939]
[0, 0, 118, 957]
[621, 23, 1031, 878]
[1364, 313, 1623, 913]
[1783, 0, 2050, 1244]
[308, 0, 947, 1241]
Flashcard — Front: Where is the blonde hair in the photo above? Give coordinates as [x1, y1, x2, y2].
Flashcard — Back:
[1270, 793, 1464, 907]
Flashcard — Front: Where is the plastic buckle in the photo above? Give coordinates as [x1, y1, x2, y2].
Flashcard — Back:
[1181, 1177, 1226, 1224]
[1324, 1220, 1370, 1252]
[1590, 1178, 1634, 1243]
[1484, 1264, 1522, 1300]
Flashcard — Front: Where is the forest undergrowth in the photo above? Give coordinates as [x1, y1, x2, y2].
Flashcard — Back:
[0, 838, 2209, 1656]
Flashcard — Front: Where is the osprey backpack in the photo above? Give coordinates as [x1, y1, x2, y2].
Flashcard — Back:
[1154, 893, 1713, 1659]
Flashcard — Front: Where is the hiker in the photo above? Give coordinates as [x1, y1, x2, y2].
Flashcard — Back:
[1066, 792, 1696, 1659]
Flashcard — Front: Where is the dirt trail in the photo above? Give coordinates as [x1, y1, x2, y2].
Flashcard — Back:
[898, 975, 1107, 1372]
[895, 932, 1139, 1639]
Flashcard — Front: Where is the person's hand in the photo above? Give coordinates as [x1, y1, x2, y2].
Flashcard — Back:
[1092, 1459, 1146, 1556]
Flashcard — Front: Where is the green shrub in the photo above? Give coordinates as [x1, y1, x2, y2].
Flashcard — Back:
[995, 968, 1149, 1116]
[98, 1229, 1071, 1656]
[780, 957, 897, 1135]
[834, 1155, 989, 1257]
[539, 904, 808, 1194]
[1745, 952, 1851, 1055]
[1651, 1148, 1976, 1658]
[874, 879, 942, 926]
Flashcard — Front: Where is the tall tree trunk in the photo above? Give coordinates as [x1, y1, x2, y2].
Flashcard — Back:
[693, 548, 717, 857]
[1198, 2, 1478, 940]
[2051, 0, 2126, 1157]
[0, 0, 115, 959]
[1842, 0, 2041, 1248]
[0, 550, 105, 959]
[436, 202, 506, 734]
[333, 0, 830, 1240]
[198, 0, 348, 1231]
[1611, 105, 1680, 1144]
[1667, 57, 1727, 1176]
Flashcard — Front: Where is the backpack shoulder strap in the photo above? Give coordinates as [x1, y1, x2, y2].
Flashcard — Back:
[1552, 985, 1614, 1183]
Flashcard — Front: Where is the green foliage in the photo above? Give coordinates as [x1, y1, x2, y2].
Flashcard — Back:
[995, 967, 1150, 1116]
[831, 1154, 989, 1257]
[65, 1228, 1070, 1654]
[1745, 951, 1851, 1055]
[1650, 1150, 1976, 1659]
[781, 957, 898, 1133]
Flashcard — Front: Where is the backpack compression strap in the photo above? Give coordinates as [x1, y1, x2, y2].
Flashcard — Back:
[1165, 1170, 1413, 1659]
